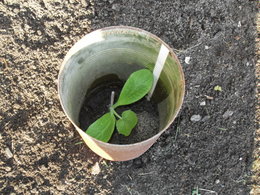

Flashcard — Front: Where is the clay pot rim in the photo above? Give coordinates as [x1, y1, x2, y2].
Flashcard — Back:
[58, 25, 185, 148]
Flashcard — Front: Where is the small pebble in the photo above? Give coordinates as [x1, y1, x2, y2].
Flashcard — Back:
[54, 79, 59, 84]
[238, 21, 241, 27]
[112, 4, 120, 11]
[202, 116, 210, 122]
[5, 147, 13, 159]
[5, 166, 11, 172]
[88, 159, 93, 164]
[37, 30, 42, 36]
[13, 8, 19, 13]
[215, 179, 220, 184]
[185, 56, 191, 64]
[57, 185, 66, 191]
[205, 95, 214, 100]
[13, 104, 20, 109]
[248, 103, 254, 108]
[205, 45, 209, 50]
[190, 115, 201, 122]
[223, 110, 234, 119]
[200, 101, 206, 106]
[91, 162, 100, 175]
[81, 0, 88, 6]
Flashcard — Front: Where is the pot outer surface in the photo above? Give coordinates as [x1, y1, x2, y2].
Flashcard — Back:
[0, 0, 257, 195]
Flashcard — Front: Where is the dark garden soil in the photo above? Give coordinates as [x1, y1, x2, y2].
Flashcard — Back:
[0, 0, 259, 195]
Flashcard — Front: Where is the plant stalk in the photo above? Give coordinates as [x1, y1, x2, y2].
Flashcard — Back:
[112, 109, 122, 119]
[110, 91, 115, 107]
[109, 91, 122, 119]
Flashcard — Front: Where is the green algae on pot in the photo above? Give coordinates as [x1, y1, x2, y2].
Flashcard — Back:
[58, 26, 185, 161]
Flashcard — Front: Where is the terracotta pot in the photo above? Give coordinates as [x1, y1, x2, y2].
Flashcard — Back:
[58, 26, 185, 161]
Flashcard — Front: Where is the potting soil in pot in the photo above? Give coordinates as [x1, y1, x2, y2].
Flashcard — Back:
[78, 74, 160, 144]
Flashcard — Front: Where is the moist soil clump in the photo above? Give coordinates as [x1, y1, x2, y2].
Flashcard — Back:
[79, 79, 159, 144]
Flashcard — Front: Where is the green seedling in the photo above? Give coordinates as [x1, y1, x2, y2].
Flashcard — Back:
[74, 141, 83, 145]
[86, 69, 153, 142]
[217, 127, 227, 131]
[191, 187, 201, 195]
[214, 85, 222, 91]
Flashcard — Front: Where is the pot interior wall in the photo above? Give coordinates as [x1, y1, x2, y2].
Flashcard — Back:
[59, 28, 184, 134]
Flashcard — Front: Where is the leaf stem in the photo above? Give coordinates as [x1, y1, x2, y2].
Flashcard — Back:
[111, 109, 122, 119]
[110, 91, 115, 107]
[109, 90, 122, 119]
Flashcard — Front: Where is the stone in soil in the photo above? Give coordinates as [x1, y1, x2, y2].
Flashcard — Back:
[190, 115, 202, 122]
[223, 110, 234, 118]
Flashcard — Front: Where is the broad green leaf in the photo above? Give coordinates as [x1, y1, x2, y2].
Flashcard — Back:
[116, 110, 138, 136]
[86, 112, 115, 142]
[113, 69, 153, 108]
